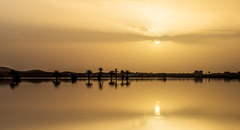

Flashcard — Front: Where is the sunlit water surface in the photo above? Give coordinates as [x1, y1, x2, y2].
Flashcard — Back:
[0, 78, 240, 130]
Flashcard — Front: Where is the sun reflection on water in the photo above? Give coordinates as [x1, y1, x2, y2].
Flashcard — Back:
[155, 101, 165, 119]
[155, 101, 160, 117]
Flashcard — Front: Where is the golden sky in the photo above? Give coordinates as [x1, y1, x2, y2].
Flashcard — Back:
[0, 0, 240, 72]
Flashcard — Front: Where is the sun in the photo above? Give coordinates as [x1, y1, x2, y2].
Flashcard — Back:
[155, 41, 160, 44]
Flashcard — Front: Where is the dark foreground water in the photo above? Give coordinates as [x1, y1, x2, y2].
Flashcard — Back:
[0, 78, 240, 130]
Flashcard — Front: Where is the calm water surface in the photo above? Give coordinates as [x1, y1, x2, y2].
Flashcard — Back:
[0, 78, 240, 130]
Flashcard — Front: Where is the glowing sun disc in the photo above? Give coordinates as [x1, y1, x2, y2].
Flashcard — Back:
[155, 41, 160, 44]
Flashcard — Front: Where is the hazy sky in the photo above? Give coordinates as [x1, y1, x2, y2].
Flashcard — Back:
[0, 0, 240, 73]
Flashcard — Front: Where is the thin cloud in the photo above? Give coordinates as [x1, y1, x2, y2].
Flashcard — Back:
[157, 31, 240, 43]
[128, 26, 156, 32]
[1, 25, 240, 44]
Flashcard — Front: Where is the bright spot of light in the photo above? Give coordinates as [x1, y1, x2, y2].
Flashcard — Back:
[155, 41, 160, 44]
[155, 106, 159, 113]
[155, 104, 160, 116]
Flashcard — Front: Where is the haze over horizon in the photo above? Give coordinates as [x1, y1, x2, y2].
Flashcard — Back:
[1, 0, 240, 73]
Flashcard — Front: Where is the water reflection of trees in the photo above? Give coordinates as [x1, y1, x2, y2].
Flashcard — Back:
[2, 78, 239, 90]
[98, 79, 103, 90]
[52, 80, 61, 88]
[86, 79, 93, 88]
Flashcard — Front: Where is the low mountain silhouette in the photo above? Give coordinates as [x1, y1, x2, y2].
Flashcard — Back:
[0, 67, 52, 77]
[0, 67, 12, 72]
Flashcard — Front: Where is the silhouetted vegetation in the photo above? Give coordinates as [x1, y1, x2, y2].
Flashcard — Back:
[71, 74, 78, 84]
[115, 69, 118, 80]
[121, 78, 124, 86]
[98, 67, 103, 81]
[9, 70, 16, 81]
[108, 70, 115, 86]
[86, 70, 92, 80]
[121, 70, 125, 80]
[125, 70, 130, 80]
[52, 70, 61, 88]
[108, 70, 114, 82]
[9, 70, 21, 85]
[1, 67, 240, 81]
[53, 70, 60, 81]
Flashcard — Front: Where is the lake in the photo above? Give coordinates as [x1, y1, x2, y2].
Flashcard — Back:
[0, 78, 240, 130]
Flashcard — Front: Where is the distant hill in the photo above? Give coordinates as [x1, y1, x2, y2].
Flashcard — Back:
[22, 69, 48, 73]
[0, 67, 53, 77]
[0, 67, 12, 72]
[19, 69, 53, 77]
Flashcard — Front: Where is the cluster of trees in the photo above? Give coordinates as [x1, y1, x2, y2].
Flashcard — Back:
[53, 68, 132, 81]
[53, 68, 131, 89]
[85, 68, 131, 80]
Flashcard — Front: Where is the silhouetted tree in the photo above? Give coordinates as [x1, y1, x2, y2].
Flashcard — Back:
[115, 68, 118, 80]
[115, 69, 118, 88]
[86, 70, 92, 80]
[163, 73, 166, 82]
[9, 70, 21, 84]
[121, 79, 124, 86]
[15, 72, 21, 83]
[71, 74, 78, 84]
[108, 70, 114, 82]
[126, 70, 130, 80]
[108, 70, 115, 86]
[9, 70, 16, 81]
[53, 70, 60, 82]
[98, 67, 103, 80]
[121, 70, 125, 80]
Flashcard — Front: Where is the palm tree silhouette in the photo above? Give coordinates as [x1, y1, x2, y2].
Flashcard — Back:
[53, 70, 61, 88]
[121, 79, 124, 86]
[115, 68, 118, 80]
[108, 70, 114, 82]
[115, 69, 118, 88]
[121, 70, 125, 80]
[98, 67, 103, 80]
[86, 72, 93, 88]
[86, 70, 92, 80]
[108, 70, 115, 86]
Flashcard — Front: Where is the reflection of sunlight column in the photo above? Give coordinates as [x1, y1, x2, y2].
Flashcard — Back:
[155, 101, 160, 117]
